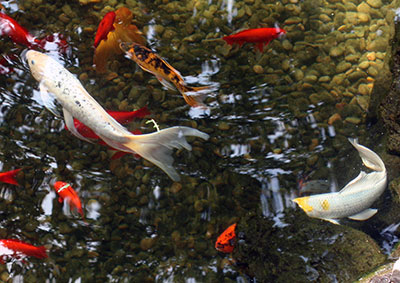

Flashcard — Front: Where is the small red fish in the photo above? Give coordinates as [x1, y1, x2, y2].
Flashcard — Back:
[215, 223, 237, 253]
[0, 239, 47, 262]
[94, 11, 116, 48]
[65, 107, 150, 139]
[0, 168, 21, 186]
[53, 181, 84, 218]
[0, 12, 40, 48]
[222, 27, 286, 52]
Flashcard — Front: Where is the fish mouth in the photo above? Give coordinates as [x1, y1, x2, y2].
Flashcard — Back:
[292, 196, 313, 213]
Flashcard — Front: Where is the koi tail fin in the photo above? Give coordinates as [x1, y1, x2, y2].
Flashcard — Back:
[107, 127, 209, 181]
[222, 36, 234, 45]
[180, 85, 211, 108]
[31, 246, 48, 259]
[0, 168, 22, 186]
[348, 139, 386, 172]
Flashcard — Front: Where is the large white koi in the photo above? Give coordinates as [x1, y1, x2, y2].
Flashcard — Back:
[292, 139, 387, 225]
[25, 50, 209, 181]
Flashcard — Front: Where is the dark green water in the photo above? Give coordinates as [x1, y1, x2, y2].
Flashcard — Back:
[0, 0, 398, 282]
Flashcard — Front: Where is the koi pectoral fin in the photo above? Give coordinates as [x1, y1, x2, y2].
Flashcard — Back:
[156, 76, 176, 91]
[348, 208, 378, 221]
[39, 82, 61, 117]
[62, 108, 94, 144]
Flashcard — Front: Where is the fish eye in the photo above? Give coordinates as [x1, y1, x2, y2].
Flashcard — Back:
[31, 60, 35, 65]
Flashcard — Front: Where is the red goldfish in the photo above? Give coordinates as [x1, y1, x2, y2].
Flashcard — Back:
[93, 7, 145, 73]
[53, 181, 84, 217]
[0, 12, 40, 47]
[0, 12, 69, 54]
[215, 223, 237, 253]
[0, 168, 21, 186]
[94, 11, 116, 48]
[0, 239, 47, 262]
[64, 107, 149, 159]
[222, 27, 286, 52]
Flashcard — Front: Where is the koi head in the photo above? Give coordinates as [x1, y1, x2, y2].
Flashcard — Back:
[25, 50, 49, 82]
[292, 196, 314, 214]
[215, 223, 237, 253]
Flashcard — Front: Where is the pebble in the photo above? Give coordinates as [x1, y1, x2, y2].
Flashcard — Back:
[253, 65, 264, 74]
[345, 117, 361, 124]
[367, 0, 382, 9]
[329, 46, 344, 57]
[218, 121, 230, 130]
[328, 113, 342, 125]
[358, 84, 371, 96]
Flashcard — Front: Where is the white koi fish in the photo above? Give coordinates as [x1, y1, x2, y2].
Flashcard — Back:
[292, 139, 387, 225]
[25, 50, 209, 181]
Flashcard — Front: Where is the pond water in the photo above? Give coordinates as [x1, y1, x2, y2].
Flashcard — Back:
[0, 0, 398, 282]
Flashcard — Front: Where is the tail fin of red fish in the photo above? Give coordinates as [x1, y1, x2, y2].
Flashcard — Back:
[0, 168, 21, 186]
[98, 127, 209, 181]
[30, 245, 48, 259]
[222, 36, 235, 45]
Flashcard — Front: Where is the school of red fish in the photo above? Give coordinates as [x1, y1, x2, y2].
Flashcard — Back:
[0, 5, 286, 263]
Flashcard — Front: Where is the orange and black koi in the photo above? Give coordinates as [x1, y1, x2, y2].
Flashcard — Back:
[120, 42, 210, 108]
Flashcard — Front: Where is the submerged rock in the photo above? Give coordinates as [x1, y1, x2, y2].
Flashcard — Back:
[233, 212, 386, 282]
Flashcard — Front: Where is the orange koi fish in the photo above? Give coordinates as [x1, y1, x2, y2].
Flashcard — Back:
[120, 42, 210, 108]
[53, 181, 84, 217]
[222, 27, 286, 52]
[0, 168, 21, 186]
[94, 11, 116, 48]
[215, 223, 237, 253]
[94, 7, 145, 73]
[0, 239, 47, 262]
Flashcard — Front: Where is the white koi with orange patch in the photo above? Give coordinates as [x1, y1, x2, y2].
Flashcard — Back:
[293, 139, 386, 225]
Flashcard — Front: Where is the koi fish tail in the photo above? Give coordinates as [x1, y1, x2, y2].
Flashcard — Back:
[179, 85, 211, 108]
[0, 168, 21, 186]
[101, 127, 209, 181]
[30, 246, 48, 259]
[222, 36, 234, 45]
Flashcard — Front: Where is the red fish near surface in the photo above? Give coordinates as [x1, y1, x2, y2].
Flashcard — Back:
[215, 223, 237, 253]
[94, 11, 116, 48]
[0, 12, 40, 48]
[0, 239, 47, 263]
[0, 168, 21, 186]
[53, 181, 84, 218]
[222, 27, 286, 52]
[64, 107, 149, 159]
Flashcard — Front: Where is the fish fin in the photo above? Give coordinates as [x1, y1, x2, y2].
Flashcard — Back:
[99, 126, 209, 181]
[180, 85, 211, 108]
[62, 108, 94, 144]
[256, 42, 264, 52]
[39, 82, 61, 117]
[324, 219, 340, 225]
[58, 197, 63, 203]
[222, 36, 234, 45]
[348, 139, 386, 172]
[0, 168, 21, 186]
[156, 76, 176, 91]
[110, 151, 128, 160]
[348, 208, 378, 221]
[338, 171, 367, 195]
[31, 246, 48, 259]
